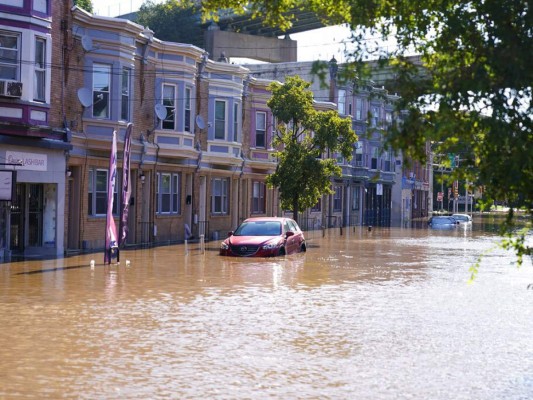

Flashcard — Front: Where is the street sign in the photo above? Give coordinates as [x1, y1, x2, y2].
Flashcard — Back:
[437, 192, 443, 201]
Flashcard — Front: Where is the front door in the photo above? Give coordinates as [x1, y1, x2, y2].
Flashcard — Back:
[10, 184, 44, 254]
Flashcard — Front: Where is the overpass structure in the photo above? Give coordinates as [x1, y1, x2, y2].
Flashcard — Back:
[204, 9, 325, 63]
[119, 8, 324, 62]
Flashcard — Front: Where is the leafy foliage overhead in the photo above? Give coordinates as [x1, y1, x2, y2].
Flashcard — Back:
[137, 0, 204, 48]
[74, 0, 93, 13]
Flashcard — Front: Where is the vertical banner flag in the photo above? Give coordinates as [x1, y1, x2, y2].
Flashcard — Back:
[119, 123, 133, 247]
[104, 130, 119, 264]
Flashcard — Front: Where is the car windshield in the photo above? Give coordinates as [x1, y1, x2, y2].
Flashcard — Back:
[234, 221, 282, 236]
[452, 214, 469, 221]
[432, 217, 454, 225]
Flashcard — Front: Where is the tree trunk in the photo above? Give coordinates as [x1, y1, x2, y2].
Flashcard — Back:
[292, 197, 299, 223]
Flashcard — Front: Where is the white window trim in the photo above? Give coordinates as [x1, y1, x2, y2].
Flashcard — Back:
[162, 83, 176, 130]
[214, 99, 227, 140]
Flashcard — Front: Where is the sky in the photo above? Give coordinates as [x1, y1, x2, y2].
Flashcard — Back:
[89, 0, 354, 63]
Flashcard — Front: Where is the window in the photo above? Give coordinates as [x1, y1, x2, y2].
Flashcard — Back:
[333, 186, 342, 212]
[338, 89, 346, 114]
[355, 146, 363, 167]
[252, 181, 265, 213]
[184, 87, 191, 132]
[385, 111, 392, 127]
[34, 37, 46, 101]
[255, 111, 266, 148]
[211, 178, 228, 214]
[355, 99, 362, 120]
[156, 173, 180, 214]
[121, 68, 130, 121]
[311, 199, 321, 212]
[33, 0, 48, 13]
[371, 106, 379, 127]
[384, 150, 391, 171]
[371, 148, 378, 170]
[162, 84, 175, 130]
[352, 187, 360, 210]
[88, 168, 119, 216]
[93, 64, 111, 118]
[0, 31, 20, 80]
[214, 100, 226, 139]
[233, 103, 239, 142]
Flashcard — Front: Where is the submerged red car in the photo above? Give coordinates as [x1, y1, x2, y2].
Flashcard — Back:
[219, 217, 307, 257]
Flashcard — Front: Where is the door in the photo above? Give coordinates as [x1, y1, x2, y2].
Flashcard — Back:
[10, 184, 44, 254]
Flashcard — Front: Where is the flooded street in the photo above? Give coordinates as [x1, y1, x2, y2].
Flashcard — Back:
[1, 218, 532, 399]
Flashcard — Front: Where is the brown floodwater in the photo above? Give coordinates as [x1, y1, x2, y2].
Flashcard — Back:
[1, 218, 532, 399]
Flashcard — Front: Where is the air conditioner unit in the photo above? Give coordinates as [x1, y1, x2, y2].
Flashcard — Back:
[0, 80, 23, 98]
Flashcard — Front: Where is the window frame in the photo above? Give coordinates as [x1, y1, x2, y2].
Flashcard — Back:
[0, 31, 20, 81]
[255, 111, 266, 148]
[251, 181, 266, 214]
[156, 172, 181, 215]
[233, 102, 239, 142]
[92, 63, 111, 119]
[121, 67, 130, 121]
[88, 168, 120, 217]
[355, 98, 362, 120]
[34, 36, 46, 102]
[211, 177, 229, 215]
[337, 89, 346, 115]
[352, 187, 360, 210]
[214, 100, 227, 140]
[162, 84, 176, 130]
[333, 186, 342, 212]
[184, 87, 192, 133]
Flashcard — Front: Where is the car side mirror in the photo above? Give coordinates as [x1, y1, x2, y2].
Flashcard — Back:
[286, 231, 295, 237]
[227, 231, 234, 237]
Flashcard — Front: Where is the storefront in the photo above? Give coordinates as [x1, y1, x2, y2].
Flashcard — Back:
[0, 140, 69, 261]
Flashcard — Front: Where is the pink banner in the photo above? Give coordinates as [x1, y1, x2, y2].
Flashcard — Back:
[104, 131, 118, 264]
[119, 123, 133, 247]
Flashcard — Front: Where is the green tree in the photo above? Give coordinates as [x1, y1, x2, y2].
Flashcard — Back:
[201, 0, 532, 263]
[266, 76, 357, 222]
[137, 0, 204, 48]
[74, 0, 93, 13]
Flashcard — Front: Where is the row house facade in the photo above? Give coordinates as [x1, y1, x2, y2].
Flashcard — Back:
[60, 5, 286, 252]
[249, 60, 432, 228]
[0, 0, 70, 261]
[248, 61, 422, 229]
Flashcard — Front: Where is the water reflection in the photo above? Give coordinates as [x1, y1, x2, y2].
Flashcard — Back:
[0, 216, 532, 399]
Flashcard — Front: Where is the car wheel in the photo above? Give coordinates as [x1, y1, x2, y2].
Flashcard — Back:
[278, 247, 286, 256]
[300, 243, 306, 252]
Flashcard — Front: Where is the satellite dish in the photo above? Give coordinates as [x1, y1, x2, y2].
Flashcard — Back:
[154, 103, 167, 120]
[195, 115, 205, 130]
[77, 88, 93, 108]
[81, 35, 93, 52]
[354, 141, 362, 149]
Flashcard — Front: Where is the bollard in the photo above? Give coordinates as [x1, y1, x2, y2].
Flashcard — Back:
[340, 226, 343, 236]
[184, 239, 188, 256]
[368, 225, 372, 232]
[200, 234, 205, 254]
